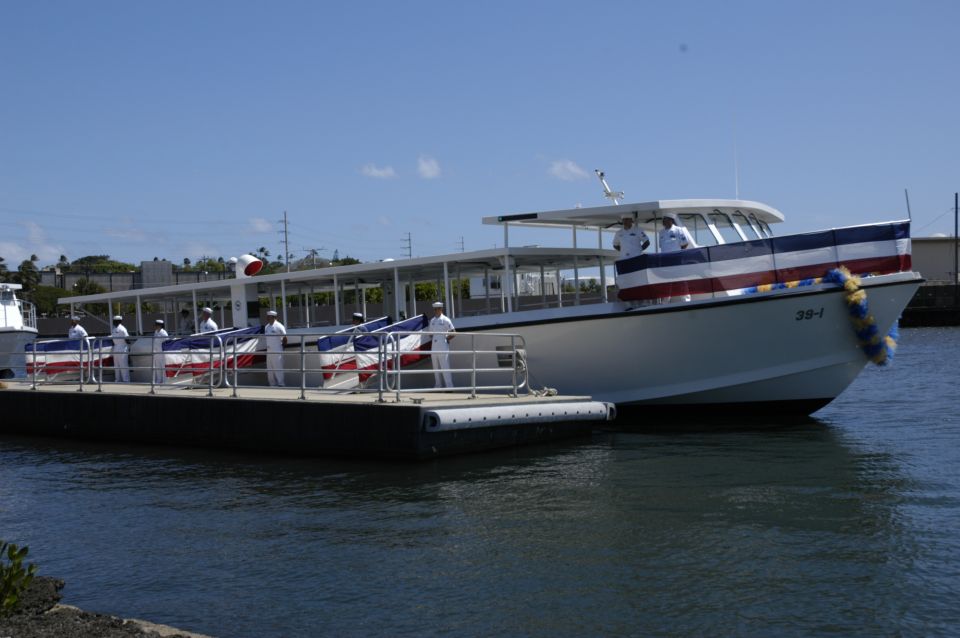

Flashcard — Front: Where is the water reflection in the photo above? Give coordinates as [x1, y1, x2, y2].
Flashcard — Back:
[0, 418, 934, 637]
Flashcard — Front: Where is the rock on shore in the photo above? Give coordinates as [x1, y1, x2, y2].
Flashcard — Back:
[0, 577, 213, 638]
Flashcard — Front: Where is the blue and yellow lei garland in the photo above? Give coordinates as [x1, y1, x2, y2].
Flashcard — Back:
[745, 266, 898, 365]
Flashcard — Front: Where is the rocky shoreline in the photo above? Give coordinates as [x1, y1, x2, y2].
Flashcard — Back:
[0, 577, 213, 638]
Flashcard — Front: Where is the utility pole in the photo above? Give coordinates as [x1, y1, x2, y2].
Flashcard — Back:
[402, 232, 412, 259]
[457, 236, 465, 252]
[278, 211, 291, 272]
[303, 247, 326, 269]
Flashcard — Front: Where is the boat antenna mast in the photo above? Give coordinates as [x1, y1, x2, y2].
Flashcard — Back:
[595, 170, 624, 205]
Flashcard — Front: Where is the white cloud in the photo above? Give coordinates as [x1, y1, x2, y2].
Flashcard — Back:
[417, 155, 441, 179]
[104, 219, 148, 243]
[0, 222, 66, 266]
[249, 217, 273, 233]
[548, 159, 589, 181]
[360, 163, 397, 179]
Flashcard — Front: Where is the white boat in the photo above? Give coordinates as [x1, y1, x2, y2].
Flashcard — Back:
[57, 196, 921, 416]
[0, 283, 39, 379]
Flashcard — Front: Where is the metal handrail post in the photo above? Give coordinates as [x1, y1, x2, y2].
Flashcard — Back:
[394, 332, 401, 402]
[470, 333, 477, 398]
[231, 336, 239, 398]
[206, 336, 217, 397]
[77, 339, 85, 393]
[149, 335, 157, 395]
[377, 333, 385, 403]
[96, 340, 104, 392]
[299, 339, 306, 400]
[30, 344, 37, 390]
[511, 334, 517, 397]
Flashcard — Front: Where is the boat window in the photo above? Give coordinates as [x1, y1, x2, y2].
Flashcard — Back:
[749, 213, 772, 238]
[731, 211, 762, 239]
[0, 290, 13, 302]
[708, 212, 745, 244]
[678, 213, 717, 247]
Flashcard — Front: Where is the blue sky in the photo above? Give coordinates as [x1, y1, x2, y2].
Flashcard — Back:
[1, 0, 958, 268]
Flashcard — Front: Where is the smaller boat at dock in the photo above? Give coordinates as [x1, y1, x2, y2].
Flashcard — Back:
[0, 283, 38, 379]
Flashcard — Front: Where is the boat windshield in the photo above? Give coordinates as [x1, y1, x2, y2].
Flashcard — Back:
[709, 211, 745, 244]
[731, 211, 762, 239]
[0, 289, 14, 302]
[679, 213, 716, 247]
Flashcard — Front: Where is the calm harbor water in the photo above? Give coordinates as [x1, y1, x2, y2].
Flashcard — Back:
[1, 327, 959, 637]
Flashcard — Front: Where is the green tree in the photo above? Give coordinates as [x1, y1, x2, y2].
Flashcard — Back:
[73, 276, 106, 296]
[194, 257, 226, 272]
[68, 255, 138, 273]
[0, 256, 7, 282]
[30, 285, 75, 316]
[12, 259, 39, 292]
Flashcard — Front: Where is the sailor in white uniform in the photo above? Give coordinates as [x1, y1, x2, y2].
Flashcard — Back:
[110, 315, 130, 383]
[67, 316, 88, 340]
[658, 212, 697, 252]
[426, 301, 455, 388]
[612, 215, 650, 259]
[658, 213, 698, 302]
[263, 310, 287, 387]
[350, 312, 366, 333]
[199, 307, 219, 334]
[152, 319, 168, 384]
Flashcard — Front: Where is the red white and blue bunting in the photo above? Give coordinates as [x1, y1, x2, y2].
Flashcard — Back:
[615, 221, 911, 301]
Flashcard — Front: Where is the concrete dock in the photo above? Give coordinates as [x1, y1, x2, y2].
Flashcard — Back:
[0, 381, 614, 460]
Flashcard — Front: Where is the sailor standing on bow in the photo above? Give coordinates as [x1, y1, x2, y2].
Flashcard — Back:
[612, 215, 650, 259]
[263, 310, 287, 387]
[427, 301, 455, 388]
[658, 212, 697, 252]
[110, 315, 130, 383]
[198, 307, 218, 333]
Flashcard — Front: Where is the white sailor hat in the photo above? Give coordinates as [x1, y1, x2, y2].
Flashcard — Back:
[621, 214, 633, 221]
[432, 301, 444, 308]
[662, 212, 678, 222]
[155, 318, 165, 324]
[266, 310, 278, 317]
[202, 307, 213, 314]
[112, 315, 123, 321]
[70, 315, 80, 321]
[352, 312, 364, 320]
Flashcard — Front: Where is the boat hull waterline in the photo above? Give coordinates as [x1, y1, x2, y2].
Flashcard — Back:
[456, 273, 919, 414]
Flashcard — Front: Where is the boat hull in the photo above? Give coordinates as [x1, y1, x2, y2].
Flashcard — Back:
[0, 328, 38, 379]
[457, 274, 920, 415]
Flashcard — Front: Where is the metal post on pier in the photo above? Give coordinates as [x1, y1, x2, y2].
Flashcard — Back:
[299, 340, 307, 401]
[954, 192, 958, 307]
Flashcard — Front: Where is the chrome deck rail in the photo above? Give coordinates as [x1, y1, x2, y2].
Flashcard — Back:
[14, 329, 529, 401]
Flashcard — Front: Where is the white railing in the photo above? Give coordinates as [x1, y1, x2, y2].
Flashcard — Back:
[14, 329, 529, 401]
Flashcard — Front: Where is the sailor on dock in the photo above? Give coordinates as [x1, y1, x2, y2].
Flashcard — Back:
[612, 215, 650, 259]
[199, 307, 218, 333]
[351, 312, 365, 331]
[152, 319, 168, 384]
[110, 315, 130, 383]
[67, 316, 88, 340]
[427, 301, 455, 388]
[263, 310, 287, 387]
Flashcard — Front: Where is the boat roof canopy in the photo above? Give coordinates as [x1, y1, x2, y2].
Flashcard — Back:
[483, 199, 786, 230]
[59, 246, 617, 306]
